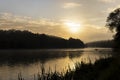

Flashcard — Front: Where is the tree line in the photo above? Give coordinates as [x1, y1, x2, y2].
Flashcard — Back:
[86, 40, 114, 48]
[0, 29, 85, 49]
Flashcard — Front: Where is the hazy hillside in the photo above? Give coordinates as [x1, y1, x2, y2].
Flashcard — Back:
[86, 40, 114, 48]
[0, 29, 85, 49]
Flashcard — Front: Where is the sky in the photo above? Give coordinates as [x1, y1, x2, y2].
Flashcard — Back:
[0, 0, 119, 42]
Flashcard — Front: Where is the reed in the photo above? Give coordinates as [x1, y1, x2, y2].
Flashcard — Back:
[18, 56, 120, 80]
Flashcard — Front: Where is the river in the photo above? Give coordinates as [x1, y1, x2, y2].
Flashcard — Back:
[0, 48, 112, 80]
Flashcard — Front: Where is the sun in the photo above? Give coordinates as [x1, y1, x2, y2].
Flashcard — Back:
[65, 21, 81, 33]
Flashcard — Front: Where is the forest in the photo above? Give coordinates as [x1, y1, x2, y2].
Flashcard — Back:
[0, 29, 85, 49]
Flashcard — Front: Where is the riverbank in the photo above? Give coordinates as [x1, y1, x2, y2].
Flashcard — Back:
[18, 54, 120, 80]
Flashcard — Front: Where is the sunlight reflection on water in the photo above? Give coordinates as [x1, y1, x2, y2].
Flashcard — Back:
[0, 48, 112, 80]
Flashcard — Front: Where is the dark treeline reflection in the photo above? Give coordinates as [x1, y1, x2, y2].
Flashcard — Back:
[0, 50, 83, 65]
[0, 29, 84, 49]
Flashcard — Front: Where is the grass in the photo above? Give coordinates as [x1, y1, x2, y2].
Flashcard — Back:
[18, 55, 120, 80]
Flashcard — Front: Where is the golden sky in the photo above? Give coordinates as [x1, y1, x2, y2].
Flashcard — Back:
[0, 0, 119, 42]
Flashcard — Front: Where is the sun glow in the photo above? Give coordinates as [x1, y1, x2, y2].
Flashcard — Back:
[65, 21, 81, 33]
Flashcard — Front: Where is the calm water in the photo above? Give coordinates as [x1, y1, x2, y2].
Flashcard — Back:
[0, 48, 112, 80]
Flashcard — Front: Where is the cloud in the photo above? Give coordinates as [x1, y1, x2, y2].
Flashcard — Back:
[0, 13, 59, 28]
[103, 5, 120, 13]
[0, 13, 75, 40]
[99, 0, 116, 3]
[0, 13, 114, 42]
[63, 2, 81, 9]
[0, 13, 65, 34]
[79, 24, 113, 42]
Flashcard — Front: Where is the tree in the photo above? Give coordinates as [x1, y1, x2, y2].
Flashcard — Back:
[106, 8, 120, 50]
[0, 29, 85, 49]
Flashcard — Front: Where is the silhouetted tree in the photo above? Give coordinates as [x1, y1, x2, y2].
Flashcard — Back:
[0, 29, 85, 49]
[68, 38, 85, 48]
[106, 8, 120, 50]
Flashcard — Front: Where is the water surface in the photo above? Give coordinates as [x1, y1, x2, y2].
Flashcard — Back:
[0, 48, 112, 80]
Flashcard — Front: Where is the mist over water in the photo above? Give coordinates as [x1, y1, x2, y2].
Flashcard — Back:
[0, 48, 112, 80]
